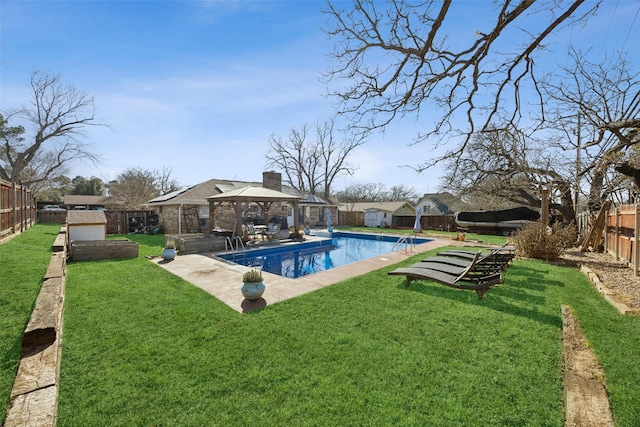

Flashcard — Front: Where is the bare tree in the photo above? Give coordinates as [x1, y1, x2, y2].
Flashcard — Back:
[0, 71, 102, 186]
[386, 184, 418, 202]
[155, 166, 182, 195]
[541, 49, 640, 211]
[335, 182, 387, 204]
[108, 167, 181, 209]
[442, 129, 577, 222]
[335, 182, 417, 203]
[324, 0, 600, 170]
[266, 119, 366, 200]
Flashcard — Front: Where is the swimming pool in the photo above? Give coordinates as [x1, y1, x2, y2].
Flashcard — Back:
[218, 232, 431, 279]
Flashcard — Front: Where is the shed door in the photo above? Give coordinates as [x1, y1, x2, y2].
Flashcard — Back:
[364, 211, 378, 227]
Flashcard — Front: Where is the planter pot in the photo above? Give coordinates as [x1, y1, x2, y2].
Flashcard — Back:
[161, 248, 177, 261]
[241, 281, 265, 301]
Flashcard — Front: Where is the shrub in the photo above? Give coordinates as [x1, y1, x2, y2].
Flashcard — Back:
[510, 221, 578, 261]
[242, 269, 263, 283]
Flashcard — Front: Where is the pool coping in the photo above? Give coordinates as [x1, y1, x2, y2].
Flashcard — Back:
[151, 234, 455, 313]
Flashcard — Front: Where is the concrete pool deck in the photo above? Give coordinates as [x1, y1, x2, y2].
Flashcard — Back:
[151, 234, 458, 313]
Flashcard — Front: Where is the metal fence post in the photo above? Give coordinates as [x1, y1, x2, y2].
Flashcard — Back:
[614, 206, 620, 261]
[635, 204, 639, 276]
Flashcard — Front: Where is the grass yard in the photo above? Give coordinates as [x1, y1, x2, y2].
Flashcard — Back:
[58, 233, 640, 426]
[3, 226, 640, 425]
[0, 224, 60, 422]
[340, 226, 508, 246]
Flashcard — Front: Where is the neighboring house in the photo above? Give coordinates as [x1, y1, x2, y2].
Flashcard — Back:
[146, 171, 334, 235]
[338, 201, 416, 228]
[66, 210, 107, 241]
[414, 192, 462, 215]
[413, 192, 465, 231]
[63, 195, 113, 210]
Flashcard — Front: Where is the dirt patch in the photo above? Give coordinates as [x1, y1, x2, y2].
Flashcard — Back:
[561, 249, 640, 313]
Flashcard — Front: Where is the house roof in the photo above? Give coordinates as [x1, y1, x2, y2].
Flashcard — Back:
[146, 178, 330, 206]
[338, 201, 415, 213]
[146, 179, 253, 206]
[416, 192, 461, 214]
[66, 210, 107, 225]
[63, 195, 110, 206]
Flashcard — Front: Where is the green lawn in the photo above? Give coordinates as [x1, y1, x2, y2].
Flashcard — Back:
[58, 233, 640, 426]
[3, 226, 640, 426]
[340, 226, 509, 246]
[0, 224, 60, 422]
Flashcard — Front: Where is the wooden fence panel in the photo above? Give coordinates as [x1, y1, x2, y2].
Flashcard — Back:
[0, 179, 37, 241]
[422, 215, 457, 231]
[606, 204, 640, 275]
[337, 211, 364, 227]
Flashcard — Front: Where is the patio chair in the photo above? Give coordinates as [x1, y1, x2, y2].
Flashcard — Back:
[247, 223, 264, 240]
[388, 252, 503, 299]
[264, 223, 281, 240]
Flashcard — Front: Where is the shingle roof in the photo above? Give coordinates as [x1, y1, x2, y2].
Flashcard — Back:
[147, 178, 331, 206]
[207, 186, 301, 202]
[338, 201, 414, 213]
[63, 195, 110, 206]
[66, 210, 107, 225]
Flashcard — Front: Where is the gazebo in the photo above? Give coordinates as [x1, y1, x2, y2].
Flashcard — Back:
[207, 186, 301, 237]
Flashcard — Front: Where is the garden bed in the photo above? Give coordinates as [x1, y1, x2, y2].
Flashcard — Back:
[69, 239, 138, 261]
[169, 233, 227, 254]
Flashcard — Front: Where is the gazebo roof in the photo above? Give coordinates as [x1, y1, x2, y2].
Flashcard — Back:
[206, 186, 301, 203]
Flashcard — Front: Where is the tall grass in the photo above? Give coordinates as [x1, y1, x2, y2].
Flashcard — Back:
[56, 235, 640, 426]
[0, 224, 59, 422]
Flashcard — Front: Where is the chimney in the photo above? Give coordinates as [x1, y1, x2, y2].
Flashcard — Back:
[262, 171, 282, 192]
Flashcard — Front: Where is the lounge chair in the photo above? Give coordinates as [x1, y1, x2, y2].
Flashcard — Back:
[388, 252, 503, 299]
[419, 253, 506, 275]
[413, 256, 503, 279]
[433, 244, 515, 270]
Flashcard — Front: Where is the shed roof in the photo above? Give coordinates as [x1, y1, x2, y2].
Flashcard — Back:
[67, 210, 107, 225]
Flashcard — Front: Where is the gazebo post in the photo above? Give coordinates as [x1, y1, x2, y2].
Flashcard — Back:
[208, 202, 216, 232]
[293, 201, 300, 232]
[234, 201, 244, 237]
[206, 186, 301, 237]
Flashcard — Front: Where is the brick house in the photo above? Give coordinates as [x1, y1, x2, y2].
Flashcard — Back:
[146, 172, 335, 235]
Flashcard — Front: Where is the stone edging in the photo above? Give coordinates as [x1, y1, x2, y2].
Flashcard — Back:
[580, 265, 640, 316]
[562, 305, 615, 426]
[4, 227, 67, 426]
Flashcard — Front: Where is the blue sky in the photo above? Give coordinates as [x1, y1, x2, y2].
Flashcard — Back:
[1, 1, 639, 196]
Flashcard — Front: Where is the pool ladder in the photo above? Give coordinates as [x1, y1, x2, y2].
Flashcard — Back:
[225, 236, 246, 259]
[392, 235, 415, 253]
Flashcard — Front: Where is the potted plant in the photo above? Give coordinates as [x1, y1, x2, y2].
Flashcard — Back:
[161, 237, 177, 261]
[241, 269, 265, 301]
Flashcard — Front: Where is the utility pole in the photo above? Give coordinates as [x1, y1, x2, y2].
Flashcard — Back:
[574, 112, 581, 215]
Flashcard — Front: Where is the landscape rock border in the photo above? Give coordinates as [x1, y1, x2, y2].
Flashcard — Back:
[562, 305, 615, 426]
[4, 228, 66, 427]
[580, 265, 640, 316]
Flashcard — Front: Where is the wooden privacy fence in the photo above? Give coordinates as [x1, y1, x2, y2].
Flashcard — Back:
[606, 204, 640, 275]
[0, 179, 37, 242]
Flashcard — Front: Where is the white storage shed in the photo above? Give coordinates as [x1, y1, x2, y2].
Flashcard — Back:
[67, 210, 107, 241]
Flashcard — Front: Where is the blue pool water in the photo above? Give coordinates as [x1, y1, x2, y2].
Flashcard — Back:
[218, 232, 431, 279]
